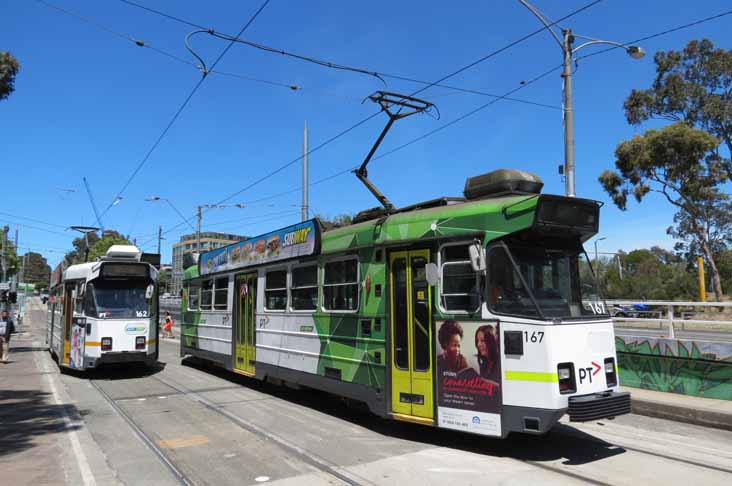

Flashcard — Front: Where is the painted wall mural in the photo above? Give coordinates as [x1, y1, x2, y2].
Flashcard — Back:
[616, 336, 732, 400]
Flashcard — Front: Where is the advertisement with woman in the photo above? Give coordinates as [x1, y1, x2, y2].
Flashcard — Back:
[435, 319, 501, 436]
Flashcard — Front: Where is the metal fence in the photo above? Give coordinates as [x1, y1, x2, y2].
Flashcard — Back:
[606, 300, 732, 339]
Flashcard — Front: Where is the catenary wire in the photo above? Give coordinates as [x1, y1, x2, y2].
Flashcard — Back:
[407, 0, 602, 97]
[118, 0, 568, 111]
[0, 220, 69, 236]
[36, 0, 299, 89]
[177, 4, 602, 210]
[98, 0, 271, 220]
[0, 211, 69, 229]
[238, 5, 732, 205]
[577, 8, 732, 61]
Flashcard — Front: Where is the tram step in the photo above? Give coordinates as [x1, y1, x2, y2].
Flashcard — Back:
[567, 391, 631, 422]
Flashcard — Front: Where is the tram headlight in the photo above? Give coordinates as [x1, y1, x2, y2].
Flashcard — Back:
[557, 363, 576, 394]
[604, 357, 618, 387]
[101, 337, 112, 351]
[135, 336, 146, 350]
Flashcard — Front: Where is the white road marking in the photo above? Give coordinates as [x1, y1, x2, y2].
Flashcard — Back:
[255, 476, 270, 482]
[34, 347, 97, 486]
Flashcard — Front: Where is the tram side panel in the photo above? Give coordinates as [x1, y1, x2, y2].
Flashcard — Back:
[180, 277, 234, 367]
[253, 248, 388, 415]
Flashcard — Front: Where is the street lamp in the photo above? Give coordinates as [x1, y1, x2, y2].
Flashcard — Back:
[145, 197, 197, 233]
[594, 236, 607, 266]
[518, 1, 645, 197]
[195, 204, 246, 254]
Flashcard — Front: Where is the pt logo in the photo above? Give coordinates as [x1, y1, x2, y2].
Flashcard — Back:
[578, 361, 602, 384]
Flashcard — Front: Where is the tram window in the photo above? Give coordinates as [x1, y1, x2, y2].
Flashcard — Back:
[214, 277, 228, 310]
[265, 269, 287, 311]
[323, 258, 359, 312]
[487, 246, 540, 318]
[291, 264, 317, 311]
[200, 280, 213, 310]
[188, 285, 200, 310]
[74, 285, 84, 315]
[83, 287, 97, 317]
[440, 244, 480, 312]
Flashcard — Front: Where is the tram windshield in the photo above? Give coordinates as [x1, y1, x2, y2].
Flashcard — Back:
[85, 279, 151, 319]
[487, 241, 607, 320]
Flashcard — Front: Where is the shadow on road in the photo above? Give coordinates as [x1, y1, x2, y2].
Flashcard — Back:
[180, 356, 627, 467]
[0, 389, 82, 458]
[81, 361, 167, 381]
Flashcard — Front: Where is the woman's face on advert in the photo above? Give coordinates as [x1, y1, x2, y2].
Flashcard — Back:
[476, 330, 488, 357]
[446, 333, 461, 357]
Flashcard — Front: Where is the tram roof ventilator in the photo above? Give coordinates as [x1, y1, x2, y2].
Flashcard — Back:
[101, 245, 142, 261]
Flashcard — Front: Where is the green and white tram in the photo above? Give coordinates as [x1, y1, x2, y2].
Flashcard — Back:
[48, 245, 160, 370]
[180, 169, 630, 438]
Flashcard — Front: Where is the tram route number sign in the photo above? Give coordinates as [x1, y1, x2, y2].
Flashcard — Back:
[578, 361, 602, 384]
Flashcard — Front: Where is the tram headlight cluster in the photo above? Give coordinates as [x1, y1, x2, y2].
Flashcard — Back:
[135, 336, 146, 350]
[604, 358, 618, 387]
[557, 363, 576, 394]
[101, 337, 112, 351]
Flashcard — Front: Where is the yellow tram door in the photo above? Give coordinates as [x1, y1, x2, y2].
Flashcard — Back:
[62, 284, 74, 366]
[234, 273, 257, 376]
[390, 250, 434, 423]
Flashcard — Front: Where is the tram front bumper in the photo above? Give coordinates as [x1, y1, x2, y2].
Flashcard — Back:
[567, 391, 631, 422]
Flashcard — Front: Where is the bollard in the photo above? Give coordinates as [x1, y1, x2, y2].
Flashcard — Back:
[667, 304, 675, 339]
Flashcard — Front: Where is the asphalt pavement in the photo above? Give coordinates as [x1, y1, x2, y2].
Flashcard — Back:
[3, 298, 732, 485]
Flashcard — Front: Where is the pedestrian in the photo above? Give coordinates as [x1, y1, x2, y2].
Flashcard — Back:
[0, 308, 15, 363]
[163, 311, 174, 339]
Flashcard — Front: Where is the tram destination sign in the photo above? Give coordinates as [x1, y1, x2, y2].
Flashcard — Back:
[199, 219, 320, 276]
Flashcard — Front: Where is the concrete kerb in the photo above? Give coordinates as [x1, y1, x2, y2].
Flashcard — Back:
[623, 386, 732, 432]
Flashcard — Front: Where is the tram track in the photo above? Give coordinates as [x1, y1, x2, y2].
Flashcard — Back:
[89, 378, 195, 486]
[552, 423, 732, 475]
[150, 374, 367, 486]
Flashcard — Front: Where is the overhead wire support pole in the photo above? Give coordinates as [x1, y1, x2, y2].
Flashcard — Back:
[354, 92, 435, 213]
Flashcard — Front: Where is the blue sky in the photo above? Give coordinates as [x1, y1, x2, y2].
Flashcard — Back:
[2, 0, 731, 268]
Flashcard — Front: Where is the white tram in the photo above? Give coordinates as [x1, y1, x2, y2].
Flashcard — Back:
[47, 245, 159, 370]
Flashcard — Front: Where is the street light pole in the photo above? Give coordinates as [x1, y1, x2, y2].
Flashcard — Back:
[518, 1, 645, 198]
[562, 28, 576, 197]
[594, 236, 607, 267]
[196, 203, 245, 254]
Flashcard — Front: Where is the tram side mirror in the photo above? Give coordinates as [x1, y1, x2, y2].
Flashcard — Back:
[145, 284, 155, 300]
[425, 263, 439, 286]
[469, 242, 486, 273]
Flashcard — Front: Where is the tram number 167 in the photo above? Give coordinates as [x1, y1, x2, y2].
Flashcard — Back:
[524, 331, 544, 343]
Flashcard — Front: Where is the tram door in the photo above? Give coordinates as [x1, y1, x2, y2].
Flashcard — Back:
[62, 284, 74, 366]
[390, 250, 434, 421]
[234, 273, 257, 376]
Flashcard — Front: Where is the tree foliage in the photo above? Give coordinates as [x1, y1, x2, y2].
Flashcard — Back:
[600, 122, 728, 300]
[317, 213, 353, 230]
[595, 248, 698, 301]
[21, 252, 51, 286]
[1, 227, 19, 278]
[0, 51, 20, 101]
[624, 38, 732, 177]
[64, 230, 131, 264]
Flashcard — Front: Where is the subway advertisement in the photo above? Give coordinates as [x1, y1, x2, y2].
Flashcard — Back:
[435, 319, 502, 436]
[199, 219, 320, 276]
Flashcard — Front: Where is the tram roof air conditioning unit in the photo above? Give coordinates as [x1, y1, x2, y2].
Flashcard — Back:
[464, 169, 543, 200]
[104, 245, 142, 260]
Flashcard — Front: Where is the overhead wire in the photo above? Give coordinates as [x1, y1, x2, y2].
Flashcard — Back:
[0, 211, 68, 229]
[118, 0, 566, 111]
[183, 3, 603, 210]
[0, 219, 69, 236]
[98, 0, 272, 220]
[226, 5, 732, 207]
[576, 7, 732, 61]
